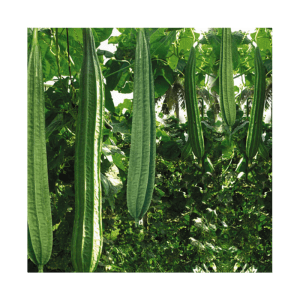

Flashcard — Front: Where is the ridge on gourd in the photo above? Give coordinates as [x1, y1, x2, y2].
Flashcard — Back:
[27, 28, 53, 273]
[219, 28, 236, 126]
[246, 47, 266, 159]
[71, 28, 105, 272]
[127, 28, 156, 227]
[184, 46, 205, 160]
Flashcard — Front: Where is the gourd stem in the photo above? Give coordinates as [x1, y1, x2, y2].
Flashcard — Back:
[135, 220, 139, 227]
[38, 265, 44, 273]
[33, 28, 38, 41]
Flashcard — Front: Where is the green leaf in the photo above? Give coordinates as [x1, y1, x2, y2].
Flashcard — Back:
[168, 55, 179, 70]
[154, 76, 170, 98]
[154, 64, 174, 85]
[46, 114, 63, 139]
[93, 28, 113, 44]
[150, 30, 177, 58]
[178, 29, 194, 59]
[103, 60, 123, 91]
[105, 88, 115, 113]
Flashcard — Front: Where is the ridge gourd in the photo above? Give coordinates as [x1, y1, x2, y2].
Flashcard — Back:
[127, 28, 156, 226]
[184, 46, 205, 160]
[246, 47, 266, 159]
[27, 28, 53, 273]
[219, 28, 236, 126]
[71, 28, 105, 272]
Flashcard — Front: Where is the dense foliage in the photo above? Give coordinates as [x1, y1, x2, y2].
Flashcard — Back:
[27, 27, 272, 273]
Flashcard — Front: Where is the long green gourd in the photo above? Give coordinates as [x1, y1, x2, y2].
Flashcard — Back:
[27, 28, 53, 273]
[127, 28, 156, 226]
[71, 28, 105, 272]
[184, 46, 205, 160]
[219, 28, 236, 126]
[246, 47, 266, 159]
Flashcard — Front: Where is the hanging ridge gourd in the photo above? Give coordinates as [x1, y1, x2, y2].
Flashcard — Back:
[27, 28, 53, 273]
[219, 28, 236, 126]
[184, 46, 205, 160]
[71, 28, 105, 272]
[127, 28, 156, 226]
[246, 47, 266, 159]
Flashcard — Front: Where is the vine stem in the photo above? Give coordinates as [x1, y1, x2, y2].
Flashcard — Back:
[55, 28, 61, 80]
